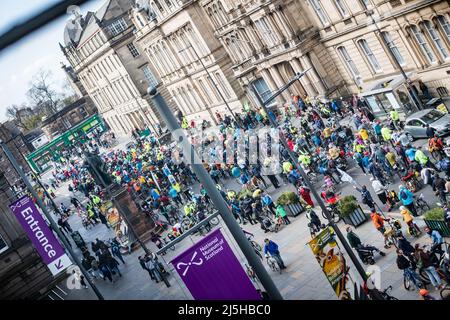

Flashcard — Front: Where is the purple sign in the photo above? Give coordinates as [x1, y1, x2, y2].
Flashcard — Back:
[9, 196, 71, 275]
[171, 228, 261, 300]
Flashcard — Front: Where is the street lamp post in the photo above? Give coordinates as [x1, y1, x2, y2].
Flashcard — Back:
[251, 71, 384, 300]
[179, 44, 239, 125]
[148, 86, 283, 300]
[361, 3, 423, 111]
[0, 140, 104, 300]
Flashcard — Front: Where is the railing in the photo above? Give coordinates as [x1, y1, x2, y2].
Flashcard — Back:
[155, 210, 219, 255]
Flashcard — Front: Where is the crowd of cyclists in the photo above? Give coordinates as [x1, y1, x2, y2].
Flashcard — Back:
[38, 89, 450, 299]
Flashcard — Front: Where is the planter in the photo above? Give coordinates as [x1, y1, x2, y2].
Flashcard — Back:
[424, 219, 450, 237]
[285, 202, 304, 217]
[342, 206, 368, 227]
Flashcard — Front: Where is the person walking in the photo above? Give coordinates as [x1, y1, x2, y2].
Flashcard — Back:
[264, 239, 286, 269]
[145, 255, 162, 283]
[111, 239, 125, 264]
[370, 210, 391, 249]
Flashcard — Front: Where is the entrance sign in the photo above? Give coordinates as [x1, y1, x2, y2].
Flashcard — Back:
[9, 196, 72, 276]
[171, 228, 261, 300]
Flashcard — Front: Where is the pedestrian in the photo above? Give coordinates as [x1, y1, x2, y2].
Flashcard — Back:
[98, 212, 110, 229]
[424, 227, 445, 259]
[355, 185, 376, 210]
[414, 244, 443, 290]
[263, 239, 286, 269]
[72, 269, 88, 289]
[298, 185, 314, 207]
[106, 256, 122, 277]
[99, 262, 113, 283]
[111, 239, 125, 264]
[145, 255, 162, 283]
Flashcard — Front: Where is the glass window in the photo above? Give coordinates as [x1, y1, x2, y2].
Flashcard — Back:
[198, 79, 213, 104]
[142, 65, 159, 87]
[381, 31, 405, 66]
[337, 46, 360, 76]
[309, 0, 329, 26]
[421, 109, 445, 124]
[423, 21, 449, 59]
[335, 0, 348, 17]
[437, 15, 450, 41]
[411, 25, 436, 63]
[365, 96, 382, 113]
[252, 78, 275, 106]
[108, 18, 127, 36]
[358, 39, 382, 72]
[0, 233, 8, 255]
[127, 43, 140, 58]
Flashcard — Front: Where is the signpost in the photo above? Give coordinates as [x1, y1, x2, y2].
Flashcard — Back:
[9, 196, 72, 276]
[171, 229, 261, 300]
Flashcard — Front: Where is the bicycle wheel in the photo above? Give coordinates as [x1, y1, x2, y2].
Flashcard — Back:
[419, 269, 432, 285]
[440, 284, 450, 300]
[251, 240, 262, 252]
[181, 218, 192, 230]
[403, 275, 414, 291]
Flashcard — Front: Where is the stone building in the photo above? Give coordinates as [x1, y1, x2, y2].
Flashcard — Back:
[0, 122, 32, 188]
[0, 173, 56, 299]
[303, 0, 450, 102]
[131, 0, 250, 124]
[61, 0, 173, 137]
[199, 0, 340, 108]
[40, 98, 98, 140]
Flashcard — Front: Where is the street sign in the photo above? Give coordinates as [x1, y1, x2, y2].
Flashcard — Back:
[9, 196, 72, 276]
[171, 228, 261, 300]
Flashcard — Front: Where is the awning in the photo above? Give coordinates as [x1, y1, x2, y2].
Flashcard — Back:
[359, 72, 417, 97]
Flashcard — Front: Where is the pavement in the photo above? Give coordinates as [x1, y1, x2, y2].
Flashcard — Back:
[39, 121, 447, 301]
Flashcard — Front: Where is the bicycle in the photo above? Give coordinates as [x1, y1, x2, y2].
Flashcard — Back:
[379, 285, 398, 300]
[415, 193, 430, 215]
[321, 204, 341, 223]
[403, 269, 423, 291]
[246, 233, 263, 260]
[440, 283, 450, 300]
[266, 255, 281, 274]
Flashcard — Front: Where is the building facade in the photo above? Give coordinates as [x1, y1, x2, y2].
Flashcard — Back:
[304, 0, 450, 101]
[61, 0, 169, 137]
[200, 0, 342, 108]
[131, 0, 250, 124]
[40, 98, 97, 140]
[0, 173, 56, 299]
[0, 122, 33, 187]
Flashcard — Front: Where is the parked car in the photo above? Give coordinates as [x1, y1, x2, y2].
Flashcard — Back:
[404, 109, 450, 139]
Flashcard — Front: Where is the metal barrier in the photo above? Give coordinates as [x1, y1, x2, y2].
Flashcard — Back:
[155, 211, 219, 255]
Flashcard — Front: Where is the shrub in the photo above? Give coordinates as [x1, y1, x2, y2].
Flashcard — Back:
[276, 191, 299, 206]
[337, 195, 359, 217]
[424, 207, 445, 221]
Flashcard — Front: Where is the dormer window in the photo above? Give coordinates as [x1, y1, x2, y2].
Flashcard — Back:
[108, 18, 127, 36]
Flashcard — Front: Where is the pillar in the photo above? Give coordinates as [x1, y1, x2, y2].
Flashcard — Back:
[290, 58, 317, 97]
[301, 54, 327, 95]
[268, 65, 291, 101]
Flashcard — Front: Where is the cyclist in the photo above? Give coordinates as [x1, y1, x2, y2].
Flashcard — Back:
[370, 209, 391, 249]
[424, 227, 445, 259]
[263, 239, 286, 270]
[396, 249, 422, 290]
[399, 206, 421, 236]
[399, 185, 418, 217]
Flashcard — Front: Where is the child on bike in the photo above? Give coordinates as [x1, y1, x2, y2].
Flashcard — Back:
[400, 206, 421, 236]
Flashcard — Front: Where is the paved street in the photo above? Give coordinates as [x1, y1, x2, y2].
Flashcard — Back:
[39, 126, 446, 301]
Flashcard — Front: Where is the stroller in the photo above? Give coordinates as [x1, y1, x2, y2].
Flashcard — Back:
[260, 216, 278, 233]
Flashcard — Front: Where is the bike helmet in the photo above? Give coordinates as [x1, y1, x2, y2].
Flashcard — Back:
[419, 289, 429, 296]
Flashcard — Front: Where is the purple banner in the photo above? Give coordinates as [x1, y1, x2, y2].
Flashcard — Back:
[9, 196, 65, 265]
[171, 228, 261, 300]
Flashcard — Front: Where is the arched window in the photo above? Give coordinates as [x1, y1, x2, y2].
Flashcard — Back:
[422, 20, 449, 59]
[410, 25, 436, 63]
[437, 15, 450, 41]
[337, 46, 360, 77]
[251, 78, 272, 105]
[358, 39, 382, 72]
[308, 0, 329, 26]
[381, 31, 405, 66]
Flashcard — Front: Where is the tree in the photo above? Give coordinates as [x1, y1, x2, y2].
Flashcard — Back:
[6, 104, 27, 130]
[26, 69, 60, 116]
